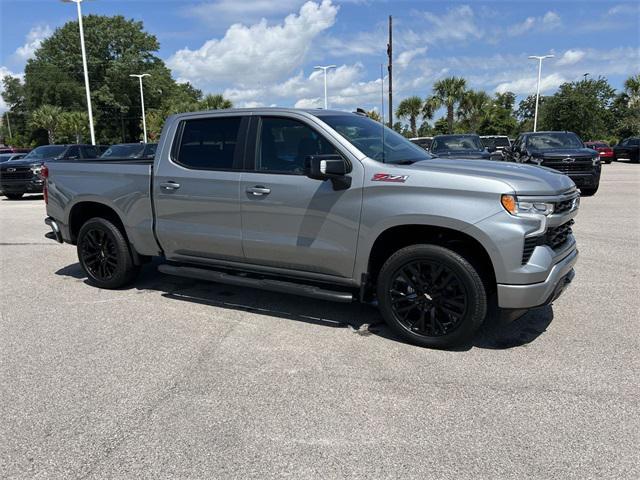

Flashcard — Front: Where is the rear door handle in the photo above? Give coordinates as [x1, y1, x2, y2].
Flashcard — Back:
[160, 181, 181, 190]
[246, 186, 271, 196]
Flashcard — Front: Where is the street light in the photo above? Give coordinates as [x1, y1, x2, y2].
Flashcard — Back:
[62, 0, 95, 145]
[130, 74, 151, 143]
[314, 65, 336, 109]
[528, 54, 554, 132]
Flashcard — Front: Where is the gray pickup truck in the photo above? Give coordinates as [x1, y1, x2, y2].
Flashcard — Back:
[44, 108, 579, 348]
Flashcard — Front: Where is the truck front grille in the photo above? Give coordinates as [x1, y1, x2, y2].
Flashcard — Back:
[522, 220, 575, 264]
[542, 161, 592, 174]
[0, 167, 32, 181]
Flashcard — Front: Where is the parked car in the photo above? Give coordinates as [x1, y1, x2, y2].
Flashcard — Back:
[0, 147, 31, 154]
[505, 131, 601, 196]
[0, 144, 101, 200]
[409, 136, 433, 151]
[43, 108, 579, 349]
[431, 134, 492, 160]
[585, 141, 614, 164]
[612, 137, 640, 163]
[100, 143, 158, 159]
[481, 135, 511, 160]
[0, 153, 27, 163]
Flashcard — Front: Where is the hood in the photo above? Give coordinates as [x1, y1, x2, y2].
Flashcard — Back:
[410, 158, 575, 196]
[433, 150, 490, 159]
[529, 148, 597, 159]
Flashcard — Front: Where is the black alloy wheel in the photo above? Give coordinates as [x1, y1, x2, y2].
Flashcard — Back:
[377, 244, 487, 348]
[77, 217, 140, 288]
[388, 260, 467, 337]
[80, 228, 119, 281]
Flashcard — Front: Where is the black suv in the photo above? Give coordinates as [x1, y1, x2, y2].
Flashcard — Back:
[613, 137, 639, 163]
[505, 131, 601, 196]
[0, 144, 101, 200]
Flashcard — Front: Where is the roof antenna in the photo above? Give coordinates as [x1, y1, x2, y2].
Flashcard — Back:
[381, 63, 386, 163]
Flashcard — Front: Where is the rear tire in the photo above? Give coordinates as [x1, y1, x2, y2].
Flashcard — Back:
[77, 217, 140, 289]
[377, 244, 487, 349]
[5, 193, 23, 200]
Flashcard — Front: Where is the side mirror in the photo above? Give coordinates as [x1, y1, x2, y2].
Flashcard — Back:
[305, 154, 351, 190]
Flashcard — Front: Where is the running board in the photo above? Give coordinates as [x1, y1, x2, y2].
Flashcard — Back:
[158, 264, 354, 303]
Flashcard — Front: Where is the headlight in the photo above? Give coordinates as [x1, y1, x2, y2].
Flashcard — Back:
[501, 194, 555, 216]
[30, 165, 43, 175]
[592, 155, 600, 166]
[530, 157, 543, 166]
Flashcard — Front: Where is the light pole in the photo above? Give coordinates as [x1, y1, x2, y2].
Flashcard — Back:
[130, 74, 151, 143]
[528, 54, 554, 132]
[62, 0, 96, 145]
[314, 65, 336, 109]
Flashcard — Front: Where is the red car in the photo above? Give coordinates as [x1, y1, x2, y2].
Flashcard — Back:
[585, 141, 614, 164]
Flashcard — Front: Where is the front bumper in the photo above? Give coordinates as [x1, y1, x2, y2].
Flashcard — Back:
[497, 248, 578, 309]
[567, 171, 600, 189]
[0, 177, 44, 193]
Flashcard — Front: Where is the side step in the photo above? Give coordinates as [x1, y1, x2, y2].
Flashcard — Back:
[158, 264, 354, 303]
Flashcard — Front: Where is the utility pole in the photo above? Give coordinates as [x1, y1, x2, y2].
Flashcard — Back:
[314, 65, 336, 109]
[130, 73, 151, 143]
[387, 15, 393, 128]
[528, 54, 554, 133]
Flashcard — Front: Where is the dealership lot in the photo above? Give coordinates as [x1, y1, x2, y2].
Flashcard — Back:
[0, 162, 638, 479]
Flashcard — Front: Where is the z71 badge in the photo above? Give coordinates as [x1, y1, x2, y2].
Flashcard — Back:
[371, 173, 409, 183]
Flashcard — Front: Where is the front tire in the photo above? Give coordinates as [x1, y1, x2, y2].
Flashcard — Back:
[5, 193, 23, 200]
[377, 244, 487, 349]
[77, 217, 140, 289]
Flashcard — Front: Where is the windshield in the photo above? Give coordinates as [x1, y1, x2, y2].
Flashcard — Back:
[527, 133, 584, 150]
[320, 115, 433, 164]
[481, 137, 510, 148]
[101, 144, 146, 158]
[432, 135, 483, 152]
[23, 145, 67, 160]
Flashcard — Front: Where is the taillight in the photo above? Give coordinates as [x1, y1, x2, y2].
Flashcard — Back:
[42, 165, 49, 204]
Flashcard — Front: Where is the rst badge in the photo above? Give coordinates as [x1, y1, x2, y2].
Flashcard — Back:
[372, 173, 409, 183]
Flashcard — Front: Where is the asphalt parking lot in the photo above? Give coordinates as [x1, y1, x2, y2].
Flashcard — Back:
[1, 162, 638, 479]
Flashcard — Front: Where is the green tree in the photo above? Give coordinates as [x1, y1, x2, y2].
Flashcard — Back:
[1, 75, 29, 143]
[516, 94, 546, 133]
[479, 92, 518, 136]
[541, 77, 616, 140]
[366, 109, 382, 122]
[457, 90, 491, 133]
[199, 94, 232, 110]
[59, 111, 89, 143]
[426, 76, 467, 133]
[395, 96, 423, 137]
[23, 15, 200, 144]
[29, 105, 63, 144]
[624, 74, 640, 108]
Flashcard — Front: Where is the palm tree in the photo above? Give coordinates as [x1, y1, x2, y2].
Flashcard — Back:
[426, 76, 467, 133]
[624, 74, 640, 108]
[30, 105, 63, 144]
[199, 94, 233, 110]
[366, 109, 382, 122]
[396, 96, 424, 137]
[457, 90, 492, 133]
[59, 111, 89, 143]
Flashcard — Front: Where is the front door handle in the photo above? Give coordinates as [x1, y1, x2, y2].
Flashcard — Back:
[160, 181, 181, 190]
[246, 186, 271, 196]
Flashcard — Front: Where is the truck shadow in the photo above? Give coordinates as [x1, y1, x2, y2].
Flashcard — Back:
[55, 261, 554, 351]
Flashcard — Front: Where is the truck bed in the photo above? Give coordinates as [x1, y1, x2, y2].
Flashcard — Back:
[46, 159, 159, 255]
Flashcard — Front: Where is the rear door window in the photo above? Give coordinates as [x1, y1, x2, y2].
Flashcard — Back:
[175, 116, 244, 170]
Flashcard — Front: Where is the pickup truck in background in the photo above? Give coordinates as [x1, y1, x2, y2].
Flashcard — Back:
[504, 131, 601, 196]
[0, 144, 102, 199]
[43, 108, 579, 348]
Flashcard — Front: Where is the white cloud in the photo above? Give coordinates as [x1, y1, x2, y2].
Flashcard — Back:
[185, 0, 306, 23]
[507, 11, 561, 37]
[13, 25, 52, 62]
[495, 73, 567, 95]
[417, 5, 484, 44]
[396, 47, 428, 69]
[168, 0, 338, 89]
[556, 49, 586, 66]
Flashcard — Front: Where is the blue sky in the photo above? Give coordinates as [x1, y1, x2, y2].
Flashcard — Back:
[1, 0, 639, 117]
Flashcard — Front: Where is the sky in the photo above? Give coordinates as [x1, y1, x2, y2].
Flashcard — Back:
[1, 0, 639, 118]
